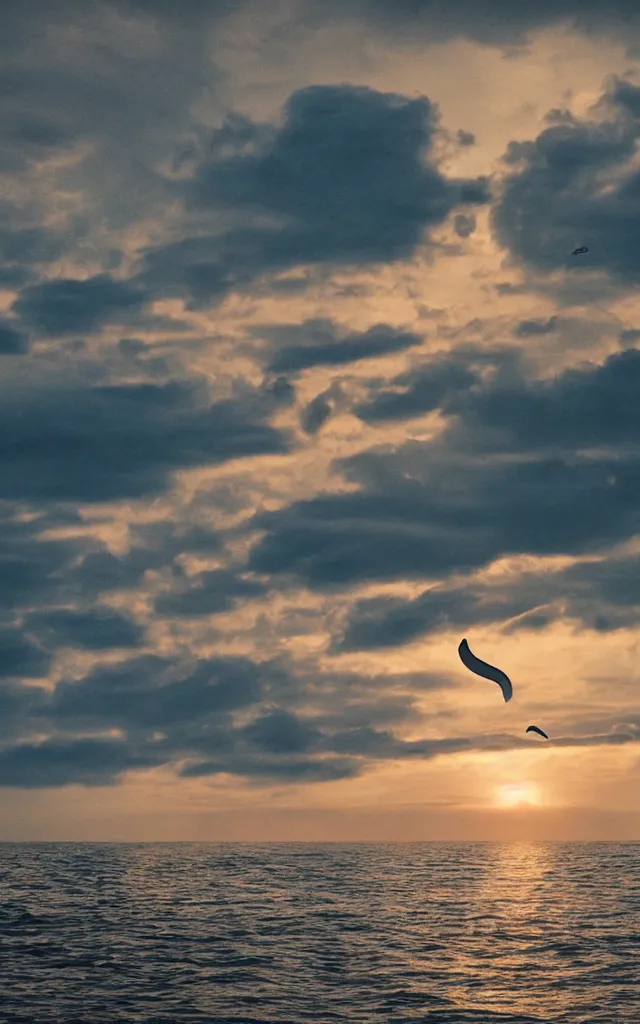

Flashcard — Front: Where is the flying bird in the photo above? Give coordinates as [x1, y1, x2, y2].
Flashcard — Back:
[457, 638, 513, 702]
[572, 246, 588, 255]
[526, 725, 549, 739]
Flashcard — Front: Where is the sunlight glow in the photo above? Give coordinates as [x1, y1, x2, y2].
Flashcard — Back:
[496, 782, 541, 808]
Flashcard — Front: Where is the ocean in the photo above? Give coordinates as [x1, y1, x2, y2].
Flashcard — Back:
[0, 842, 638, 1023]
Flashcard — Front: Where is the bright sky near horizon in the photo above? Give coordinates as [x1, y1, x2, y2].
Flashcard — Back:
[1, 0, 640, 841]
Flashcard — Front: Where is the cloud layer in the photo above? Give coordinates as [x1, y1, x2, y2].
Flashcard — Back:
[0, 2, 639, 818]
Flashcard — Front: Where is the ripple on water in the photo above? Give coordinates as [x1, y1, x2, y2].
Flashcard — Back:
[0, 842, 639, 1022]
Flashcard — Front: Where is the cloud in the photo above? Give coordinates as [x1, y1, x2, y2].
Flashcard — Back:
[154, 569, 267, 617]
[240, 708, 323, 754]
[249, 449, 640, 588]
[0, 220, 70, 293]
[619, 328, 640, 347]
[514, 316, 559, 337]
[338, 588, 500, 650]
[0, 504, 93, 615]
[0, 736, 165, 788]
[0, 223, 68, 268]
[492, 77, 640, 282]
[259, 319, 422, 374]
[1, 717, 635, 788]
[0, 642, 455, 786]
[0, 629, 50, 679]
[453, 213, 476, 238]
[179, 755, 361, 783]
[0, 631, 634, 788]
[112, 0, 246, 23]
[64, 520, 226, 604]
[0, 1, 226, 238]
[12, 275, 147, 336]
[353, 354, 479, 423]
[457, 130, 476, 147]
[305, 0, 640, 47]
[339, 548, 640, 650]
[26, 607, 144, 651]
[0, 679, 49, 741]
[3, 0, 639, 811]
[0, 374, 289, 503]
[444, 346, 640, 452]
[300, 392, 334, 435]
[138, 84, 489, 308]
[50, 654, 266, 735]
[0, 321, 29, 355]
[247, 344, 640, 588]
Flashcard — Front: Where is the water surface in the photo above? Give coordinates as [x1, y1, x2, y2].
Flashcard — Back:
[1, 842, 638, 1022]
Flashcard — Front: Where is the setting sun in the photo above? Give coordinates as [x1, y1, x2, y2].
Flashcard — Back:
[496, 783, 541, 808]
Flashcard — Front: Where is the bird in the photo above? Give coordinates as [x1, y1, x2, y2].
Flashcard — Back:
[458, 639, 513, 702]
[526, 725, 549, 740]
[572, 246, 588, 255]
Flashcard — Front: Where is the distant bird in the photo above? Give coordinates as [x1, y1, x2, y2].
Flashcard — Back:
[572, 246, 588, 255]
[526, 725, 549, 740]
[458, 639, 513, 702]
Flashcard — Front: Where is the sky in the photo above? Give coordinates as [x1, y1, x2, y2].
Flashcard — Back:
[1, 0, 640, 841]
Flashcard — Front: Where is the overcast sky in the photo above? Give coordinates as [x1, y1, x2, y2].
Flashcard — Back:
[1, 0, 640, 841]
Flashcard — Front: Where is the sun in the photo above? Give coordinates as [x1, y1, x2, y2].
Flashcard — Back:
[496, 782, 541, 808]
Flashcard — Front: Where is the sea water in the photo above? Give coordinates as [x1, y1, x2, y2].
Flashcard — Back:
[1, 842, 638, 1022]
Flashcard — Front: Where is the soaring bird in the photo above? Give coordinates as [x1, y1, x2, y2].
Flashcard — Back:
[458, 639, 513, 702]
[526, 725, 549, 740]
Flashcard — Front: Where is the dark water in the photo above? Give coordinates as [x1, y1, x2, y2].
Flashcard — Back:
[0, 843, 638, 1023]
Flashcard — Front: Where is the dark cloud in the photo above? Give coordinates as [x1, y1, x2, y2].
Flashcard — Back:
[0, 375, 289, 503]
[26, 607, 144, 651]
[340, 549, 640, 650]
[0, 222, 67, 294]
[354, 355, 478, 423]
[50, 654, 265, 734]
[0, 3, 217, 159]
[0, 643, 452, 786]
[154, 569, 267, 618]
[138, 85, 489, 308]
[307, 0, 640, 47]
[492, 78, 640, 281]
[0, 321, 29, 355]
[0, 504, 93, 615]
[453, 213, 476, 238]
[1, 716, 634, 788]
[68, 550, 154, 598]
[619, 328, 640, 348]
[66, 521, 225, 602]
[12, 275, 147, 336]
[339, 589, 486, 650]
[262, 375, 297, 407]
[0, 266, 32, 288]
[457, 130, 476, 147]
[514, 316, 559, 337]
[309, 670, 454, 701]
[0, 629, 50, 679]
[247, 344, 640, 588]
[0, 736, 165, 788]
[179, 755, 361, 783]
[241, 709, 322, 754]
[445, 346, 640, 452]
[0, 225, 67, 267]
[112, 0, 246, 22]
[0, 679, 49, 741]
[259, 319, 422, 374]
[338, 573, 552, 650]
[250, 450, 640, 588]
[0, 633, 634, 787]
[301, 392, 334, 435]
